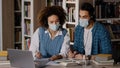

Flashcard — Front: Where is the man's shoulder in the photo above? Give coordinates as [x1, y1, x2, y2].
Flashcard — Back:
[95, 22, 104, 26]
[94, 22, 106, 29]
[75, 25, 83, 30]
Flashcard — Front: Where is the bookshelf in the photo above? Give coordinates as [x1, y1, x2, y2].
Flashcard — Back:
[62, 0, 79, 44]
[62, 0, 79, 26]
[22, 0, 33, 50]
[93, 0, 120, 43]
[22, 0, 46, 50]
[14, 0, 22, 49]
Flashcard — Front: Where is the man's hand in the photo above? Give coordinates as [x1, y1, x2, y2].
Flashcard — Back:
[75, 55, 95, 60]
[68, 50, 77, 58]
[75, 54, 83, 59]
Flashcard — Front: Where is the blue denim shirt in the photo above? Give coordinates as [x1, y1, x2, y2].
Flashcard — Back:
[73, 22, 112, 55]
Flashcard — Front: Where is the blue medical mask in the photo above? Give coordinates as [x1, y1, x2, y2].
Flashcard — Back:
[79, 18, 89, 28]
[48, 23, 60, 31]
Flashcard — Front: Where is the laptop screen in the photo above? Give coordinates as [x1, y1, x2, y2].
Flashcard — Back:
[8, 49, 35, 68]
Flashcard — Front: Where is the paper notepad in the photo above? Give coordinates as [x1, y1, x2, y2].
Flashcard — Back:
[55, 58, 80, 67]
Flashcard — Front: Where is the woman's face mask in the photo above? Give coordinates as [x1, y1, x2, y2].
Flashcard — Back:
[79, 18, 89, 28]
[48, 23, 60, 31]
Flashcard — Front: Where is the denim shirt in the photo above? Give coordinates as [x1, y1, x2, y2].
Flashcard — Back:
[73, 22, 112, 55]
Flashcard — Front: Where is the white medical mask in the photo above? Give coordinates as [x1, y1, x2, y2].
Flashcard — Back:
[48, 23, 60, 31]
[79, 18, 89, 28]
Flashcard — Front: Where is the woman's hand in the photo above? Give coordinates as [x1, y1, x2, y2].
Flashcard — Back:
[49, 55, 62, 61]
[35, 52, 42, 59]
[68, 50, 77, 58]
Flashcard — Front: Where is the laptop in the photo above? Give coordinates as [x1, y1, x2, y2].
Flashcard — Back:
[7, 49, 49, 68]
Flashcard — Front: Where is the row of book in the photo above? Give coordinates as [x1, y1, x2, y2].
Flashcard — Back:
[68, 28, 74, 42]
[0, 51, 8, 61]
[24, 38, 31, 50]
[24, 20, 31, 35]
[24, 2, 31, 17]
[15, 13, 21, 26]
[101, 20, 120, 39]
[47, 0, 76, 8]
[67, 0, 75, 1]
[47, 0, 62, 6]
[14, 0, 21, 10]
[95, 0, 120, 18]
[66, 6, 75, 22]
[15, 29, 22, 42]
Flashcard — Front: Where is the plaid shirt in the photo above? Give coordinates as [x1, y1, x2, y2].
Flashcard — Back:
[73, 22, 112, 55]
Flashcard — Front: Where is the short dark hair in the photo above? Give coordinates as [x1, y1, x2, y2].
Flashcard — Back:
[80, 2, 96, 22]
[37, 6, 66, 28]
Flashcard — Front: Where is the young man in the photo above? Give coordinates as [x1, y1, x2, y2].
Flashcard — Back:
[68, 2, 112, 59]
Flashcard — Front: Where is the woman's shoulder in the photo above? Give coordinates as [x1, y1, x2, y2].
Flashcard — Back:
[60, 28, 67, 36]
[38, 27, 45, 30]
[33, 27, 46, 35]
[38, 27, 47, 32]
[61, 28, 67, 31]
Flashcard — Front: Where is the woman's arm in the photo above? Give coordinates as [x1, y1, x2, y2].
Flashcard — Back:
[59, 31, 70, 58]
[29, 28, 41, 59]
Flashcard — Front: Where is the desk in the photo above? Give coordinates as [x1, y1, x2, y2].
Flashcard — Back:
[0, 61, 14, 68]
[0, 61, 120, 68]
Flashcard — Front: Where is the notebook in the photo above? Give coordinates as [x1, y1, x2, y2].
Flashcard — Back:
[7, 49, 49, 68]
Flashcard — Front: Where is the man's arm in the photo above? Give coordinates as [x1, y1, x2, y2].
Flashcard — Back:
[99, 26, 112, 54]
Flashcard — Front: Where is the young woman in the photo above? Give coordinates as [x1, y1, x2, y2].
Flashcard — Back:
[29, 6, 70, 61]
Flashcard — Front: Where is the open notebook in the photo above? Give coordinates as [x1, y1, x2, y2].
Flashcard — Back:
[7, 49, 49, 68]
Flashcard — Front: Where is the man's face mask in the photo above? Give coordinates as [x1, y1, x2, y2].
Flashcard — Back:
[79, 18, 89, 28]
[48, 23, 60, 31]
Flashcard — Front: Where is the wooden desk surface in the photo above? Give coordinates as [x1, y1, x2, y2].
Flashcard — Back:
[0, 61, 120, 68]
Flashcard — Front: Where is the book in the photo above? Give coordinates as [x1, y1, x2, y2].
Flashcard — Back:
[95, 54, 112, 61]
[69, 28, 74, 42]
[0, 61, 10, 65]
[0, 51, 8, 61]
[17, 0, 21, 10]
[92, 59, 114, 65]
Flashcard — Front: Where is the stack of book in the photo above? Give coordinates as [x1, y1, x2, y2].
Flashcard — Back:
[0, 51, 8, 61]
[92, 54, 114, 65]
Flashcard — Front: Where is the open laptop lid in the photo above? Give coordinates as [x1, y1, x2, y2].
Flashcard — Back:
[7, 49, 35, 68]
